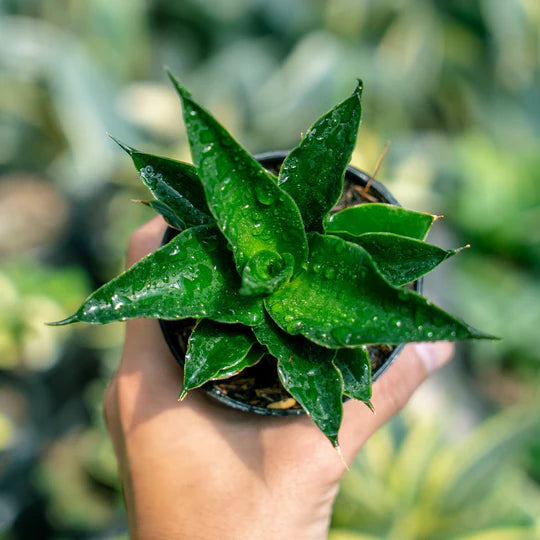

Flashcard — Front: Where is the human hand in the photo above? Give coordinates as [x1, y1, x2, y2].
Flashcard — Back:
[104, 216, 454, 540]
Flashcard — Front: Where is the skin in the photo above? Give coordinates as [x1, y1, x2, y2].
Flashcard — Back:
[104, 216, 454, 540]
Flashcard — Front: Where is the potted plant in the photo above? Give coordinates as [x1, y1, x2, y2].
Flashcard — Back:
[49, 73, 494, 451]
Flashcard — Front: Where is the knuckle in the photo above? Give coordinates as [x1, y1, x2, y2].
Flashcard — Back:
[374, 349, 428, 415]
[385, 381, 415, 413]
[375, 377, 409, 414]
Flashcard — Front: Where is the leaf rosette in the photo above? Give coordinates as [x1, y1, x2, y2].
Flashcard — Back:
[49, 74, 496, 448]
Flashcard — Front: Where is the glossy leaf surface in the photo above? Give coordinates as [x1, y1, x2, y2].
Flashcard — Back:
[213, 345, 266, 379]
[168, 72, 308, 288]
[180, 320, 256, 398]
[253, 316, 342, 446]
[49, 225, 264, 326]
[140, 200, 185, 230]
[239, 251, 294, 296]
[326, 203, 435, 241]
[265, 233, 493, 348]
[110, 136, 211, 226]
[334, 348, 372, 402]
[350, 232, 459, 286]
[279, 82, 362, 231]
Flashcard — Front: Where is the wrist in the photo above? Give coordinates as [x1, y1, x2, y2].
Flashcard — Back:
[124, 460, 337, 540]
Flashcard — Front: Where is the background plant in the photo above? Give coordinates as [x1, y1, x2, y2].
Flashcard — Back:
[1, 0, 538, 537]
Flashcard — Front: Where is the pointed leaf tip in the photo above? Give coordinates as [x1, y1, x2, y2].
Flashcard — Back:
[45, 314, 79, 326]
[355, 79, 363, 95]
[335, 444, 349, 470]
[469, 327, 500, 341]
[178, 389, 187, 401]
[107, 133, 135, 155]
[453, 244, 471, 255]
[166, 70, 191, 99]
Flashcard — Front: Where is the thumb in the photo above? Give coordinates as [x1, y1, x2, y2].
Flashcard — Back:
[371, 341, 455, 421]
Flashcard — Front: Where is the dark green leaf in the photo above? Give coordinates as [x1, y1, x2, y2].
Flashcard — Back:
[325, 203, 436, 241]
[348, 232, 461, 286]
[239, 250, 294, 296]
[168, 72, 308, 290]
[265, 233, 495, 348]
[334, 347, 372, 402]
[213, 345, 266, 379]
[253, 316, 342, 447]
[139, 200, 185, 230]
[48, 225, 264, 327]
[278, 82, 362, 231]
[180, 320, 256, 398]
[109, 135, 211, 227]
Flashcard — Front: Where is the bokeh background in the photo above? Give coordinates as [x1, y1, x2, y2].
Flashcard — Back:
[1, 1, 539, 538]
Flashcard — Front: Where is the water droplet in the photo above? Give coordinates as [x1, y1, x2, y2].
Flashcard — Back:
[255, 185, 276, 205]
[332, 327, 354, 346]
[202, 237, 219, 252]
[427, 331, 434, 338]
[111, 294, 129, 311]
[398, 289, 410, 301]
[323, 267, 336, 279]
[285, 320, 303, 333]
[399, 305, 410, 315]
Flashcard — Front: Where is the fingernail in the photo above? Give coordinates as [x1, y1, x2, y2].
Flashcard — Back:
[415, 342, 454, 373]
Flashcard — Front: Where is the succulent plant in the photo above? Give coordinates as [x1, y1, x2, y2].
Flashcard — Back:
[49, 73, 494, 449]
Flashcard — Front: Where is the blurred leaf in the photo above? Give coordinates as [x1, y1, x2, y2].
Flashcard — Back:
[333, 404, 540, 539]
[329, 531, 380, 540]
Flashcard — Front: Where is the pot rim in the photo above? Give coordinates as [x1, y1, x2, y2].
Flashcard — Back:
[159, 150, 423, 416]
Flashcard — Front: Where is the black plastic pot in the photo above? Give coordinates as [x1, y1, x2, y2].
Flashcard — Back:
[159, 151, 422, 416]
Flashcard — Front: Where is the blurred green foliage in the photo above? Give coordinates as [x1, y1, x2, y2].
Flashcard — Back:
[331, 404, 540, 539]
[1, 0, 538, 537]
[0, 264, 89, 370]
